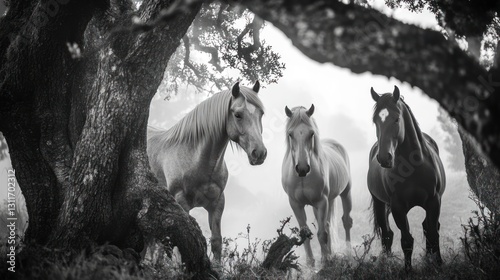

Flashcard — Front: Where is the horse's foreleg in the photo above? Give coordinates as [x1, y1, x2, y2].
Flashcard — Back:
[424, 195, 443, 265]
[289, 199, 314, 267]
[174, 191, 191, 213]
[391, 198, 413, 271]
[207, 193, 225, 262]
[340, 182, 353, 244]
[313, 196, 331, 264]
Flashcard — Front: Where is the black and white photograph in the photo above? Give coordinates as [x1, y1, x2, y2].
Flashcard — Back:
[0, 0, 499, 279]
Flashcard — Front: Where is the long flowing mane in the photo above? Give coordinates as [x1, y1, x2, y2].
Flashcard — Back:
[285, 106, 322, 156]
[372, 94, 427, 151]
[149, 86, 263, 147]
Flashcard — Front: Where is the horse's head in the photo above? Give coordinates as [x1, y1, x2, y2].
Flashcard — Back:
[227, 81, 267, 165]
[371, 86, 405, 168]
[285, 104, 317, 177]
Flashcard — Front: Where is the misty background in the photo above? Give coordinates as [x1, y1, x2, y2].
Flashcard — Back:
[0, 0, 478, 264]
[146, 3, 477, 261]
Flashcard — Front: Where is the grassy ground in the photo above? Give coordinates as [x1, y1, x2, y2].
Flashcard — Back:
[1, 208, 498, 279]
[0, 242, 486, 280]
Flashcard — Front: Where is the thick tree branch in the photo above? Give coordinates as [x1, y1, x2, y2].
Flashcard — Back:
[110, 0, 203, 34]
[237, 15, 263, 61]
[193, 41, 225, 72]
[215, 3, 228, 29]
[183, 35, 203, 76]
[232, 0, 500, 168]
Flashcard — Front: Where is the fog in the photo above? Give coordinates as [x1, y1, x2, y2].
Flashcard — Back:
[147, 22, 477, 262]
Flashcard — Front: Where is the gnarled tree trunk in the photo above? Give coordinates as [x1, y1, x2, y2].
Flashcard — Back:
[0, 0, 214, 277]
[459, 128, 500, 213]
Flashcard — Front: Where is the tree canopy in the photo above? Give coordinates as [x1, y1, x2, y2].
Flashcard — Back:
[162, 2, 285, 96]
[386, 0, 499, 38]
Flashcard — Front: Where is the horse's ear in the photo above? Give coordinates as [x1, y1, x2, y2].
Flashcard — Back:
[232, 82, 240, 98]
[370, 87, 380, 102]
[285, 106, 292, 118]
[252, 80, 260, 93]
[393, 85, 400, 102]
[306, 104, 315, 117]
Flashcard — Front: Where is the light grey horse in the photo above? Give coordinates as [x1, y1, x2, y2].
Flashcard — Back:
[281, 105, 353, 267]
[147, 81, 267, 261]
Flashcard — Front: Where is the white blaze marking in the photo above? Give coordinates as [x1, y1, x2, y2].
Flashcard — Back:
[246, 101, 256, 114]
[379, 108, 389, 122]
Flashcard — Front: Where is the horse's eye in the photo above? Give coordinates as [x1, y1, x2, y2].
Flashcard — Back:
[235, 113, 242, 119]
[395, 117, 400, 123]
[288, 133, 293, 139]
[311, 133, 315, 138]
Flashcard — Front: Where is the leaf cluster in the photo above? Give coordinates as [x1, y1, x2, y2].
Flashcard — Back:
[161, 2, 285, 97]
[385, 0, 499, 38]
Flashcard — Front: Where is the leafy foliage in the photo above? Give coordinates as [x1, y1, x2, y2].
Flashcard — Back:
[385, 0, 499, 38]
[461, 198, 500, 279]
[160, 2, 285, 97]
[385, 0, 500, 70]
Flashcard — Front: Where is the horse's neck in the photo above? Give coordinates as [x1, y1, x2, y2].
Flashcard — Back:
[398, 104, 426, 159]
[196, 133, 230, 168]
[313, 148, 325, 166]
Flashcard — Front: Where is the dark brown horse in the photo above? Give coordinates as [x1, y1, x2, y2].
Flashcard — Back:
[367, 86, 446, 271]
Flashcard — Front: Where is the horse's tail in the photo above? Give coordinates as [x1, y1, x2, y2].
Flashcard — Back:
[370, 194, 391, 238]
[370, 197, 380, 237]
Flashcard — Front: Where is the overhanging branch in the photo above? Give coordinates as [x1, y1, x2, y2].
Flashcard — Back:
[237, 15, 264, 62]
[182, 35, 202, 77]
[230, 0, 500, 168]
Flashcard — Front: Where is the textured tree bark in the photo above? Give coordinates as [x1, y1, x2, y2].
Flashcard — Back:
[459, 128, 500, 213]
[0, 0, 215, 277]
[232, 0, 500, 168]
[261, 222, 312, 271]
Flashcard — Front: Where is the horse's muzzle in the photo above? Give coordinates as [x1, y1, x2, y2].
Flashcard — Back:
[377, 153, 394, 168]
[249, 148, 267, 165]
[296, 164, 310, 177]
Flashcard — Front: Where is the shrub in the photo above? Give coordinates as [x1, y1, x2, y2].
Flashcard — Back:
[461, 198, 500, 279]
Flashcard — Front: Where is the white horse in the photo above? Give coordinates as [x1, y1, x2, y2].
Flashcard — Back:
[281, 104, 352, 267]
[147, 81, 266, 261]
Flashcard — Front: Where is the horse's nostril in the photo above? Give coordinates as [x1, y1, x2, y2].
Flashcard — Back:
[295, 165, 299, 173]
[263, 149, 267, 159]
[387, 153, 393, 161]
[306, 165, 310, 173]
[251, 149, 257, 158]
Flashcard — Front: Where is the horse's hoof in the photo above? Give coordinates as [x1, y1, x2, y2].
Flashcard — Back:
[426, 252, 443, 266]
[435, 254, 443, 265]
[404, 265, 413, 273]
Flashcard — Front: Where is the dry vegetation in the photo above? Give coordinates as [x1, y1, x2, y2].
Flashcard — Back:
[1, 203, 498, 280]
